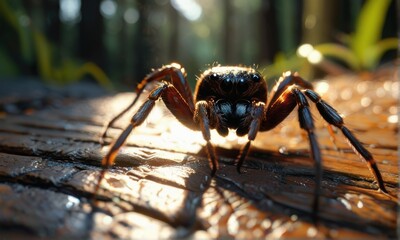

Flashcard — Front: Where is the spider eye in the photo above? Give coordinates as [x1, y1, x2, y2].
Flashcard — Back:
[251, 74, 261, 82]
[210, 73, 219, 81]
[221, 78, 233, 92]
[238, 78, 249, 92]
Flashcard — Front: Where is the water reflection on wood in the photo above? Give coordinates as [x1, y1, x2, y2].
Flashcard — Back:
[0, 72, 398, 238]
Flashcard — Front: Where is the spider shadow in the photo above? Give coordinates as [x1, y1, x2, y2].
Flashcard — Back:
[177, 144, 398, 238]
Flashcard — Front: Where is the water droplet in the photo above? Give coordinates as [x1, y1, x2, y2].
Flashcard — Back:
[387, 115, 398, 124]
[246, 218, 257, 228]
[372, 106, 383, 114]
[97, 214, 113, 225]
[65, 195, 80, 209]
[338, 197, 352, 210]
[356, 81, 369, 94]
[307, 226, 317, 237]
[261, 219, 271, 229]
[271, 219, 282, 230]
[227, 215, 239, 235]
[383, 81, 392, 91]
[389, 106, 397, 114]
[375, 87, 386, 98]
[360, 97, 372, 107]
[112, 196, 121, 203]
[204, 175, 209, 182]
[391, 82, 399, 98]
[30, 161, 40, 169]
[340, 89, 352, 100]
[278, 146, 289, 155]
[315, 81, 329, 95]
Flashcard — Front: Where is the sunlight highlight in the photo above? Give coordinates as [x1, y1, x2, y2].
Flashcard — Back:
[297, 43, 323, 64]
[124, 8, 140, 24]
[65, 195, 80, 209]
[60, 0, 81, 23]
[314, 81, 330, 95]
[387, 115, 398, 124]
[171, 0, 202, 21]
[297, 44, 313, 57]
[100, 0, 117, 18]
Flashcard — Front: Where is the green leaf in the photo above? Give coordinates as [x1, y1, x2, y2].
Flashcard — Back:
[350, 0, 392, 66]
[33, 30, 53, 82]
[0, 47, 18, 76]
[364, 38, 399, 70]
[313, 43, 360, 70]
[0, 1, 33, 63]
[78, 62, 114, 90]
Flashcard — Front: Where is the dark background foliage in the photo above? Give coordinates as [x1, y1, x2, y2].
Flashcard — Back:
[0, 0, 398, 89]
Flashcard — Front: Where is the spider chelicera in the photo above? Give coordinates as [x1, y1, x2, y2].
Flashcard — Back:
[97, 62, 389, 218]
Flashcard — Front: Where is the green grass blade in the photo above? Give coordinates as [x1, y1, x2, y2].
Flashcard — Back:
[313, 43, 360, 70]
[364, 38, 399, 69]
[350, 0, 392, 67]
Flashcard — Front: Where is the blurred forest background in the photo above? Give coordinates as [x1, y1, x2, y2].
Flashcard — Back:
[0, 0, 398, 89]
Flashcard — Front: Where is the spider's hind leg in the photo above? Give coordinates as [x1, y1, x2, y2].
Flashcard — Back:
[303, 89, 388, 193]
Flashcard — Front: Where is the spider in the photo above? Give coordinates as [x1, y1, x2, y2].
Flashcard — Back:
[97, 62, 389, 219]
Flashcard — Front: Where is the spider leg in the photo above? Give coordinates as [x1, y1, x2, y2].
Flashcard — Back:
[261, 84, 323, 220]
[236, 102, 265, 173]
[292, 88, 323, 219]
[96, 82, 197, 195]
[303, 89, 388, 193]
[96, 84, 166, 195]
[326, 124, 340, 151]
[100, 63, 194, 144]
[194, 101, 218, 176]
[261, 73, 313, 131]
[100, 93, 142, 145]
[267, 72, 313, 109]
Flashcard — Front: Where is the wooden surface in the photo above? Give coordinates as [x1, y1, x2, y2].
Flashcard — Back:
[0, 72, 398, 239]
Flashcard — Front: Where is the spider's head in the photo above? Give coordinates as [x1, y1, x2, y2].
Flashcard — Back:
[194, 66, 268, 135]
[194, 66, 268, 102]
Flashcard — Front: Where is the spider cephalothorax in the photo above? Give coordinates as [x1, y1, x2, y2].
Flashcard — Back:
[97, 62, 389, 219]
[194, 66, 268, 137]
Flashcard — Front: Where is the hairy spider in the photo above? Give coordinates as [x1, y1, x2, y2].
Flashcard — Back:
[97, 63, 389, 218]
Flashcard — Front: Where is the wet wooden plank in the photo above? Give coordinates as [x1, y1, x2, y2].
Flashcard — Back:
[0, 74, 398, 239]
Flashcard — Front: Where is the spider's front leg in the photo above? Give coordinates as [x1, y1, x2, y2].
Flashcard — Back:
[261, 84, 323, 219]
[97, 84, 165, 194]
[235, 101, 266, 173]
[100, 63, 194, 144]
[193, 100, 219, 176]
[96, 63, 198, 196]
[236, 73, 314, 172]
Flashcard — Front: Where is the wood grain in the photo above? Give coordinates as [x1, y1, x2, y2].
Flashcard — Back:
[0, 73, 398, 239]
